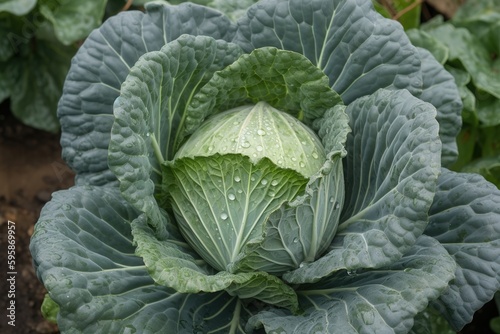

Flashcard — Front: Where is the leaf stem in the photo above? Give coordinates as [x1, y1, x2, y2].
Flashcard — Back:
[150, 133, 165, 164]
[229, 299, 242, 334]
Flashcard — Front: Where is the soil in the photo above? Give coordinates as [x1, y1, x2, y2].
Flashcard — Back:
[1, 102, 74, 334]
[0, 96, 497, 334]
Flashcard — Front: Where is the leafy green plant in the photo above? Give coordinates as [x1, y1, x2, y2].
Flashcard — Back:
[0, 0, 164, 132]
[406, 0, 500, 188]
[0, 0, 109, 132]
[30, 1, 500, 333]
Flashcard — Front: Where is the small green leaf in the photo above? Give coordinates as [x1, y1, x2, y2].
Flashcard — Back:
[41, 294, 59, 324]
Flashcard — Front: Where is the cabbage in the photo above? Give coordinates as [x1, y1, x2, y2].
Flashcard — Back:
[30, 1, 500, 333]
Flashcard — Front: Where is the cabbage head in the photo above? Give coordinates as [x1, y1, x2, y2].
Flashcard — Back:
[30, 1, 500, 333]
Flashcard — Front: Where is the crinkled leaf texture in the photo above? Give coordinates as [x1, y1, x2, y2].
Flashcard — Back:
[284, 89, 441, 284]
[132, 211, 300, 313]
[58, 2, 237, 186]
[108, 34, 243, 227]
[29, 186, 252, 333]
[30, 0, 499, 333]
[234, 0, 461, 166]
[248, 236, 456, 334]
[426, 169, 500, 331]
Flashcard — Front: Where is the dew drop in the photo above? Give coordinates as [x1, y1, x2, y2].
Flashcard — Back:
[237, 189, 243, 194]
[241, 141, 251, 148]
[234, 176, 241, 182]
[208, 145, 214, 152]
[146, 132, 150, 137]
[293, 237, 299, 243]
[257, 129, 266, 136]
[271, 180, 279, 186]
[261, 179, 268, 186]
[220, 213, 228, 220]
[299, 161, 305, 168]
[251, 176, 255, 182]
[228, 193, 236, 201]
[291, 157, 297, 162]
[62, 204, 71, 211]
[256, 145, 263, 152]
[312, 152, 319, 159]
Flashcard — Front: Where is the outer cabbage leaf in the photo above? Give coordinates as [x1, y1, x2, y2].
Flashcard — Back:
[248, 236, 456, 334]
[233, 0, 423, 103]
[284, 89, 441, 284]
[425, 169, 500, 331]
[30, 186, 252, 333]
[132, 209, 300, 313]
[58, 2, 237, 186]
[415, 47, 462, 167]
[108, 34, 242, 225]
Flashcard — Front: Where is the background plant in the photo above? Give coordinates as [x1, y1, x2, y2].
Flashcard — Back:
[403, 0, 500, 188]
[0, 0, 170, 133]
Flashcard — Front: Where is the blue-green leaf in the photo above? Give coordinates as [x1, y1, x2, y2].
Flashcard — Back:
[58, 2, 236, 186]
[249, 236, 456, 334]
[30, 185, 251, 333]
[233, 0, 422, 103]
[425, 169, 500, 331]
[284, 89, 441, 283]
[415, 47, 462, 167]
